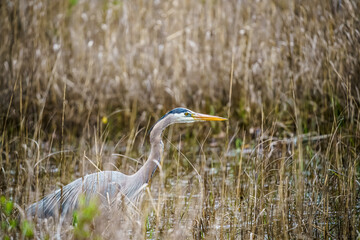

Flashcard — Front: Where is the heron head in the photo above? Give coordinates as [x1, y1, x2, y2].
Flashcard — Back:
[149, 107, 227, 138]
[164, 107, 227, 124]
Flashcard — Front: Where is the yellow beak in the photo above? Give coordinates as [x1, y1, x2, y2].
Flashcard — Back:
[192, 113, 228, 121]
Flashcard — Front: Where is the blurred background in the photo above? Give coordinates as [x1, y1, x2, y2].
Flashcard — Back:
[0, 0, 359, 239]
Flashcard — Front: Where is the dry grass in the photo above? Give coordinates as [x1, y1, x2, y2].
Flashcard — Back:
[0, 0, 359, 239]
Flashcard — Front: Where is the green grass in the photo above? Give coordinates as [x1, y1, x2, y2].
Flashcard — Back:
[0, 0, 359, 239]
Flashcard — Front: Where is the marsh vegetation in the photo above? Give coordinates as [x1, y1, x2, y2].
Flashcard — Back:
[0, 0, 359, 239]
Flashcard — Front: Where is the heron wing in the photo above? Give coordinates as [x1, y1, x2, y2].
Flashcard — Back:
[26, 171, 128, 218]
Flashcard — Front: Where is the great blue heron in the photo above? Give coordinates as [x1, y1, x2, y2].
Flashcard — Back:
[26, 108, 227, 219]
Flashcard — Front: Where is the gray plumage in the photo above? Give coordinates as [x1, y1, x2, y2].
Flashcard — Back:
[26, 108, 226, 219]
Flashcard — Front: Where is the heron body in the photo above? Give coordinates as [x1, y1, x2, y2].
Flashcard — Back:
[27, 108, 226, 218]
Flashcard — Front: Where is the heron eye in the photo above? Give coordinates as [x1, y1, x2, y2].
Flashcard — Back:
[185, 112, 189, 116]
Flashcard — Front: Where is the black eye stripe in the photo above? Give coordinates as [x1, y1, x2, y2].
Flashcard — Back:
[168, 108, 188, 114]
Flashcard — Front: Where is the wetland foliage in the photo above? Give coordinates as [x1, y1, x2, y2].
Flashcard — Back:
[0, 0, 359, 239]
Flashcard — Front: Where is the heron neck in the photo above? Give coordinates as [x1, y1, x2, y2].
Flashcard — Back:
[135, 118, 167, 184]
